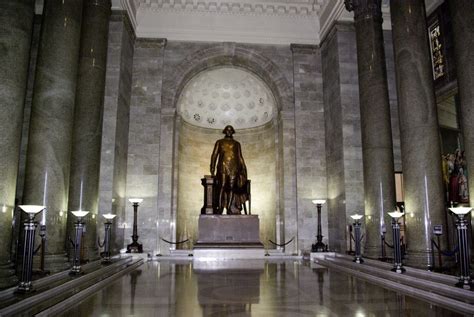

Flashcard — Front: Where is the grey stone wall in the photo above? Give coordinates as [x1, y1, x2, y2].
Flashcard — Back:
[291, 45, 328, 252]
[321, 23, 364, 252]
[125, 38, 165, 255]
[98, 11, 135, 253]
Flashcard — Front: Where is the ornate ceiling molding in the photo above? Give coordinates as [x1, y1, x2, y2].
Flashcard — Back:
[136, 0, 325, 16]
[126, 0, 325, 44]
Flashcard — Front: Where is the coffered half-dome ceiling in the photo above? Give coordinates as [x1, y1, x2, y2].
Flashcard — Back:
[177, 67, 275, 129]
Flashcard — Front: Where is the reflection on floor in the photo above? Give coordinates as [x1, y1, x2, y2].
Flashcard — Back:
[60, 260, 462, 316]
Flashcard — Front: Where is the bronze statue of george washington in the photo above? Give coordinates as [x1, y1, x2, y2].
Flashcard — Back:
[210, 125, 248, 215]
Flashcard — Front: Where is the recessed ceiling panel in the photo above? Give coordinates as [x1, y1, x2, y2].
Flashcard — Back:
[177, 67, 275, 129]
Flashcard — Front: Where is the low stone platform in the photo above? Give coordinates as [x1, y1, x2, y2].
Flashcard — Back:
[194, 214, 263, 259]
[193, 248, 265, 260]
[194, 214, 263, 248]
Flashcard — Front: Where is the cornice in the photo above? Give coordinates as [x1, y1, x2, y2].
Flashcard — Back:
[136, 0, 325, 17]
[134, 0, 321, 44]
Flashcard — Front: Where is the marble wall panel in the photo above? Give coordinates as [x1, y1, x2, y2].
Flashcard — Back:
[291, 45, 327, 252]
[99, 12, 134, 253]
[123, 38, 165, 255]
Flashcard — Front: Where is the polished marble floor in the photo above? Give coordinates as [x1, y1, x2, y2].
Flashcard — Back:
[61, 260, 463, 317]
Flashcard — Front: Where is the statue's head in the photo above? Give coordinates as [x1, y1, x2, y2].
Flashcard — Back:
[222, 125, 235, 136]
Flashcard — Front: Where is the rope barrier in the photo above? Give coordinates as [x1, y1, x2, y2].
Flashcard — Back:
[161, 237, 190, 245]
[431, 238, 458, 257]
[268, 237, 294, 247]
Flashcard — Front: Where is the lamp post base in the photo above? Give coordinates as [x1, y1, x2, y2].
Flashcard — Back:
[16, 281, 33, 293]
[101, 255, 112, 264]
[391, 265, 406, 274]
[69, 265, 84, 275]
[456, 278, 473, 290]
[126, 241, 143, 253]
[311, 241, 326, 252]
[353, 257, 364, 264]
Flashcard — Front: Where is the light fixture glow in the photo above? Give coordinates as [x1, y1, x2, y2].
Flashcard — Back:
[71, 210, 90, 218]
[19, 205, 45, 215]
[129, 198, 143, 204]
[350, 214, 363, 220]
[312, 199, 326, 205]
[103, 213, 117, 220]
[388, 210, 405, 219]
[449, 207, 472, 216]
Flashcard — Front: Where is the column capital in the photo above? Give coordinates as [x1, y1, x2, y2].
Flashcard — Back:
[344, 0, 382, 23]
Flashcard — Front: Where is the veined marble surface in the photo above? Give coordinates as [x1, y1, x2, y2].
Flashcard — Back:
[60, 260, 461, 316]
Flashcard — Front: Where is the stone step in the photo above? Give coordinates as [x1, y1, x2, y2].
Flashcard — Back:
[314, 255, 474, 316]
[0, 256, 143, 316]
[334, 253, 459, 286]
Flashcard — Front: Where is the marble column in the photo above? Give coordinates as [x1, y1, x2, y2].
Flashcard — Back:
[67, 0, 111, 262]
[23, 0, 83, 271]
[448, 1, 474, 208]
[0, 0, 35, 288]
[345, 0, 396, 259]
[390, 0, 446, 268]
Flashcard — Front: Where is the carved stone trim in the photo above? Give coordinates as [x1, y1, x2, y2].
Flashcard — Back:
[137, 0, 326, 17]
[344, 0, 382, 22]
[290, 43, 319, 54]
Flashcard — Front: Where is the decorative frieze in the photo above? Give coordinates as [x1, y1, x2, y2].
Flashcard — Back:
[137, 0, 326, 17]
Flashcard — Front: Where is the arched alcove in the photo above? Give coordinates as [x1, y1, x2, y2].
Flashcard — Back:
[176, 66, 277, 248]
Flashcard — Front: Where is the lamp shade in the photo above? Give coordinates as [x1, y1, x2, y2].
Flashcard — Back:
[103, 213, 117, 220]
[19, 205, 45, 215]
[388, 210, 404, 219]
[449, 207, 472, 216]
[312, 199, 326, 205]
[350, 214, 363, 220]
[71, 210, 90, 218]
[128, 198, 143, 204]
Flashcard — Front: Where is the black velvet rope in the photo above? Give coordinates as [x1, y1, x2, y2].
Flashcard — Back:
[33, 244, 41, 255]
[268, 237, 294, 247]
[161, 237, 190, 245]
[431, 238, 458, 257]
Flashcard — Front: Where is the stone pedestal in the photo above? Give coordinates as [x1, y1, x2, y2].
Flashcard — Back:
[195, 215, 263, 247]
[201, 176, 217, 215]
[194, 214, 264, 259]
